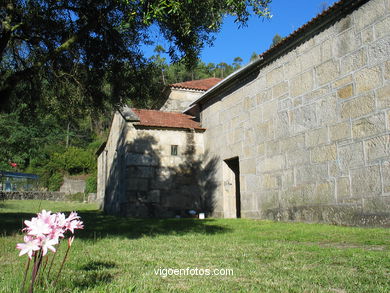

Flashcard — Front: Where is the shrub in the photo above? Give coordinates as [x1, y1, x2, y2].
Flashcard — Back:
[85, 173, 97, 194]
[48, 173, 64, 191]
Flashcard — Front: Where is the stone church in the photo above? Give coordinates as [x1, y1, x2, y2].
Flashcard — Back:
[97, 0, 390, 226]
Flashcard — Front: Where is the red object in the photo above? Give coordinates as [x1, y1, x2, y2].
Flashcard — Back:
[169, 77, 222, 91]
[9, 162, 17, 168]
[132, 108, 205, 130]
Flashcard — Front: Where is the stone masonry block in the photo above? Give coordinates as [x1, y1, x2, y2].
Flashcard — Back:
[245, 175, 260, 193]
[330, 122, 351, 142]
[257, 143, 265, 156]
[291, 71, 314, 97]
[374, 15, 390, 40]
[355, 66, 382, 94]
[263, 100, 278, 121]
[382, 161, 390, 193]
[273, 81, 289, 99]
[339, 142, 364, 170]
[266, 66, 284, 86]
[127, 166, 155, 178]
[361, 26, 374, 44]
[385, 60, 390, 80]
[336, 15, 353, 34]
[316, 95, 339, 126]
[127, 153, 159, 166]
[127, 178, 149, 191]
[287, 148, 310, 167]
[256, 88, 272, 104]
[340, 48, 367, 74]
[293, 104, 317, 132]
[304, 86, 331, 102]
[249, 106, 263, 125]
[368, 36, 390, 65]
[262, 174, 279, 190]
[266, 140, 280, 157]
[300, 45, 321, 71]
[377, 82, 390, 109]
[306, 127, 328, 147]
[282, 169, 294, 189]
[352, 113, 386, 139]
[241, 159, 257, 174]
[316, 60, 340, 85]
[334, 29, 360, 57]
[332, 75, 353, 89]
[337, 177, 351, 200]
[254, 121, 272, 142]
[341, 93, 375, 119]
[313, 181, 335, 204]
[296, 164, 328, 184]
[274, 111, 291, 139]
[311, 144, 337, 163]
[280, 134, 305, 153]
[259, 155, 285, 173]
[337, 84, 353, 99]
[284, 55, 302, 80]
[354, 0, 386, 32]
[363, 196, 390, 214]
[364, 134, 390, 162]
[278, 98, 292, 111]
[259, 190, 279, 211]
[321, 38, 333, 62]
[350, 165, 381, 197]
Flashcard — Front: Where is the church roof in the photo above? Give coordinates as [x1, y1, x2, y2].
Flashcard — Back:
[131, 108, 205, 130]
[169, 77, 222, 91]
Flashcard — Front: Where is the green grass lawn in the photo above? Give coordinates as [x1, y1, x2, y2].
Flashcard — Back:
[0, 200, 389, 293]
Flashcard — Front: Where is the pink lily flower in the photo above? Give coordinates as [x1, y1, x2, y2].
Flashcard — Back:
[66, 220, 84, 234]
[39, 236, 58, 256]
[37, 210, 55, 225]
[16, 236, 40, 259]
[24, 217, 51, 237]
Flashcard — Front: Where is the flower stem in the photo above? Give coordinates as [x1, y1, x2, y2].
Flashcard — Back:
[46, 251, 57, 277]
[20, 257, 30, 293]
[29, 250, 43, 293]
[53, 245, 71, 287]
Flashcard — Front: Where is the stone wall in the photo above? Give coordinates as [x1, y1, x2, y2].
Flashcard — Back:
[98, 112, 216, 217]
[0, 191, 66, 201]
[59, 177, 86, 194]
[160, 88, 204, 112]
[201, 0, 390, 226]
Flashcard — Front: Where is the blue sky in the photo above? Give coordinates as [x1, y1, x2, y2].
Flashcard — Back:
[144, 0, 338, 65]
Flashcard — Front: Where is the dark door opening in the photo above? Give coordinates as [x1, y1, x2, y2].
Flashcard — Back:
[224, 157, 241, 218]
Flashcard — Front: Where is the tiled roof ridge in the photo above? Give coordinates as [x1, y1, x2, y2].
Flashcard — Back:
[169, 77, 222, 91]
[131, 108, 205, 130]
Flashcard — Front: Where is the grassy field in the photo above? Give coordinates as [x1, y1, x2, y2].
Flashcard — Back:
[0, 200, 389, 293]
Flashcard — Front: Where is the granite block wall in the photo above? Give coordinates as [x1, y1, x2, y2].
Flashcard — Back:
[201, 0, 390, 226]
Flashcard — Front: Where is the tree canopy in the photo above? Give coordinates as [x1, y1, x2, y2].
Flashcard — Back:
[1, 0, 271, 113]
[270, 33, 283, 48]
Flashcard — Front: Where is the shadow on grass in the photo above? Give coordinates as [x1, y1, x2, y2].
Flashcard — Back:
[0, 210, 230, 239]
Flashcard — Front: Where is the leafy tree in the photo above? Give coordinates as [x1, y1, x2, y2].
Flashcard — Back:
[0, 0, 271, 112]
[233, 57, 243, 69]
[250, 52, 259, 62]
[270, 33, 283, 48]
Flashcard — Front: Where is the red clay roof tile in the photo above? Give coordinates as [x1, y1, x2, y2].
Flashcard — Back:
[132, 108, 205, 130]
[169, 77, 222, 91]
